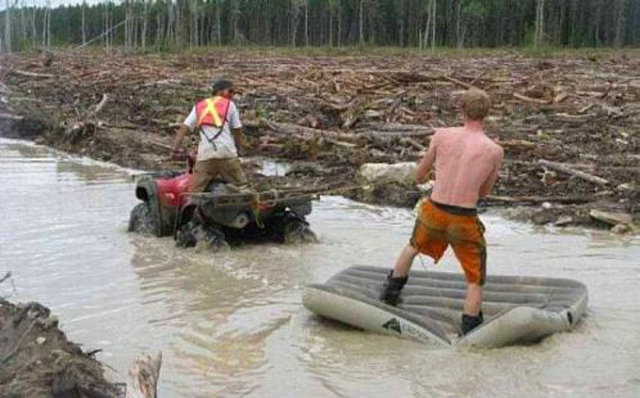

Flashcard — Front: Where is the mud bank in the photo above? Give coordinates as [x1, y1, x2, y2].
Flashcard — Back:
[1, 50, 639, 231]
[0, 298, 123, 398]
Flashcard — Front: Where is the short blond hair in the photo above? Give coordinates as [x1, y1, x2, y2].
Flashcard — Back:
[461, 89, 491, 121]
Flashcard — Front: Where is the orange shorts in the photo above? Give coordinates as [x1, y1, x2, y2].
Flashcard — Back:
[410, 199, 487, 286]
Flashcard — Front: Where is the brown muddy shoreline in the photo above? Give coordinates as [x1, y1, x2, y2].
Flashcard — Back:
[1, 50, 638, 231]
[0, 297, 124, 398]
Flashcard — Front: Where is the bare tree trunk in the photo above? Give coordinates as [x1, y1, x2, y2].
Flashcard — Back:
[46, 5, 51, 50]
[422, 0, 432, 51]
[176, 0, 185, 50]
[5, 0, 11, 53]
[431, 0, 436, 53]
[82, 1, 86, 46]
[305, 0, 309, 46]
[233, 0, 239, 44]
[359, 0, 364, 45]
[195, 4, 199, 47]
[534, 0, 545, 48]
[200, 11, 205, 46]
[593, 1, 602, 47]
[291, 2, 298, 46]
[216, 0, 222, 45]
[189, 0, 194, 49]
[337, 3, 341, 46]
[398, 0, 404, 47]
[20, 2, 27, 48]
[133, 3, 139, 51]
[328, 7, 333, 47]
[615, 0, 625, 47]
[110, 3, 114, 51]
[30, 7, 36, 48]
[103, 5, 107, 49]
[124, 0, 129, 52]
[41, 5, 47, 50]
[156, 12, 162, 49]
[166, 1, 174, 47]
[142, 0, 148, 51]
[456, 0, 462, 48]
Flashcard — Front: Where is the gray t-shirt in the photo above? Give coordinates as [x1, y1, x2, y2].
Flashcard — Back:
[183, 101, 242, 160]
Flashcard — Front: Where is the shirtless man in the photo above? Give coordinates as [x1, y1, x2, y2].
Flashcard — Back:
[379, 89, 504, 335]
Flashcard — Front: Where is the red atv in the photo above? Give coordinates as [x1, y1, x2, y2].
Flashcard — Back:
[128, 156, 317, 249]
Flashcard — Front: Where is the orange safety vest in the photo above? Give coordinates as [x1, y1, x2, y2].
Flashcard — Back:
[195, 96, 231, 128]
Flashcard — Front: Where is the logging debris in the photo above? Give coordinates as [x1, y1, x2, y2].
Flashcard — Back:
[1, 50, 639, 230]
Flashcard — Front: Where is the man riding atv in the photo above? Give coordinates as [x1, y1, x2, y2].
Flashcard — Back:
[128, 78, 317, 249]
[172, 78, 247, 192]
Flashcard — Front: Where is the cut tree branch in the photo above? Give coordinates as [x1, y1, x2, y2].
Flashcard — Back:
[538, 159, 609, 186]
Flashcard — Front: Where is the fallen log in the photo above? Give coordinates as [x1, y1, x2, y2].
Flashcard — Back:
[128, 352, 162, 398]
[0, 112, 24, 121]
[359, 162, 417, 186]
[486, 195, 595, 205]
[361, 122, 433, 135]
[87, 94, 109, 118]
[399, 137, 426, 151]
[9, 69, 56, 79]
[497, 139, 537, 150]
[538, 159, 609, 186]
[513, 93, 551, 105]
[589, 209, 636, 229]
[441, 74, 478, 90]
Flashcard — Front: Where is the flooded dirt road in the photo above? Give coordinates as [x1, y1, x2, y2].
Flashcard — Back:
[1, 138, 638, 398]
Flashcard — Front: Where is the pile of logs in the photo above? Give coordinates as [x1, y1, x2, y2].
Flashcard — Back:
[1, 50, 639, 227]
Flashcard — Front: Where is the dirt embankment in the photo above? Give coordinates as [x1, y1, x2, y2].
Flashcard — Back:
[1, 50, 639, 231]
[0, 298, 124, 398]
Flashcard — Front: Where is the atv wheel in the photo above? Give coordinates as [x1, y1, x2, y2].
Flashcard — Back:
[283, 218, 318, 244]
[176, 221, 229, 252]
[128, 202, 157, 235]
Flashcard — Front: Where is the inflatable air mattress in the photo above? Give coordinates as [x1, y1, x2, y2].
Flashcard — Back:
[302, 266, 588, 348]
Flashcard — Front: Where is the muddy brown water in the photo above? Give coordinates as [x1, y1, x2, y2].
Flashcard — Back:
[0, 138, 639, 398]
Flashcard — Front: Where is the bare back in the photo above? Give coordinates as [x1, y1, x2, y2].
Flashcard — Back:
[428, 126, 503, 208]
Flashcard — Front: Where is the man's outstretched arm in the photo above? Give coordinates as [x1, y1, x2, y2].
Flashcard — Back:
[173, 107, 197, 153]
[479, 147, 504, 198]
[172, 126, 189, 152]
[415, 134, 438, 184]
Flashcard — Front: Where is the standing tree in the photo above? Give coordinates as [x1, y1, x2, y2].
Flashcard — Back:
[615, 0, 625, 47]
[359, 0, 364, 45]
[4, 0, 11, 53]
[534, 0, 545, 48]
[327, 0, 336, 47]
[422, 0, 436, 53]
[82, 1, 87, 46]
[216, 0, 222, 46]
[305, 0, 309, 46]
[142, 0, 148, 51]
[457, 0, 486, 48]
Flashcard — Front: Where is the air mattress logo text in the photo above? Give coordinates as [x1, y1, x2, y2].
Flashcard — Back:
[382, 318, 402, 334]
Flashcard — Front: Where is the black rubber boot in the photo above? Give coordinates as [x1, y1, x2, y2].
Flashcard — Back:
[460, 311, 484, 335]
[379, 270, 408, 306]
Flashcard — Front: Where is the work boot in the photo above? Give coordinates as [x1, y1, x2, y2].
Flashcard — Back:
[460, 311, 484, 335]
[379, 270, 408, 306]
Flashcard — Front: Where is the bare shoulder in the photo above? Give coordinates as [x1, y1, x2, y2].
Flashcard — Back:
[490, 139, 504, 162]
[433, 127, 462, 142]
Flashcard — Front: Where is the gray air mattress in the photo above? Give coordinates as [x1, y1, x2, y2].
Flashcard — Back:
[302, 266, 588, 348]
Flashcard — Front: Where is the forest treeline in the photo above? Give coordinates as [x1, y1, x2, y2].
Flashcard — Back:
[0, 0, 637, 53]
